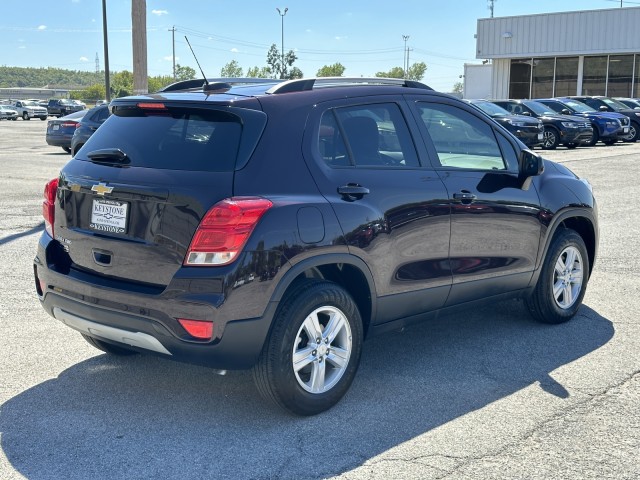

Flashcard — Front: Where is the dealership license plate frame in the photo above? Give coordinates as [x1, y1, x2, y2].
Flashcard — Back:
[90, 199, 129, 234]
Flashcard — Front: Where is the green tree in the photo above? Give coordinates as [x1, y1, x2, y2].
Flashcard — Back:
[220, 60, 243, 78]
[266, 43, 300, 79]
[110, 70, 133, 98]
[375, 66, 405, 79]
[148, 75, 174, 92]
[316, 63, 346, 77]
[452, 81, 463, 94]
[246, 66, 272, 78]
[73, 84, 106, 101]
[375, 62, 427, 81]
[407, 62, 427, 81]
[174, 64, 196, 81]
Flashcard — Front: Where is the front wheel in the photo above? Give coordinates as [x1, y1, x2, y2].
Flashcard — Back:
[541, 127, 559, 150]
[22, 112, 30, 120]
[526, 228, 589, 324]
[253, 280, 363, 416]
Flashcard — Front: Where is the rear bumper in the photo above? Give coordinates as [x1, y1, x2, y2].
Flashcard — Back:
[46, 135, 72, 147]
[34, 234, 278, 370]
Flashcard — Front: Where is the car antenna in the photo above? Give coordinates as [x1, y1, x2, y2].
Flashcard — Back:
[184, 36, 232, 93]
[184, 36, 210, 88]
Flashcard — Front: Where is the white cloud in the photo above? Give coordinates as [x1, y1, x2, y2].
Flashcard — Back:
[79, 56, 89, 62]
[163, 56, 179, 62]
[151, 9, 168, 16]
[230, 48, 239, 53]
[37, 25, 47, 31]
[18, 45, 26, 49]
[335, 36, 348, 41]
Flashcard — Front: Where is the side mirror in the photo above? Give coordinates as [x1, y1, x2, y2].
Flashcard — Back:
[521, 111, 531, 116]
[599, 105, 608, 112]
[561, 109, 572, 115]
[518, 149, 544, 190]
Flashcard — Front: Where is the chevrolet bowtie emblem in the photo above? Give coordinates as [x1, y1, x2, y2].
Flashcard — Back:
[91, 183, 114, 196]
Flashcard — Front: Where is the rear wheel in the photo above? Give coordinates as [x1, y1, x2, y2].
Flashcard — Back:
[62, 147, 71, 153]
[253, 280, 363, 416]
[526, 228, 589, 324]
[541, 126, 559, 149]
[81, 333, 139, 356]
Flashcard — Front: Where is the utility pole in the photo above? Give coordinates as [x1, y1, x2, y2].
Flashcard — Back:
[402, 35, 410, 78]
[132, 0, 148, 95]
[169, 26, 176, 80]
[488, 0, 497, 18]
[276, 7, 288, 79]
[101, 0, 110, 101]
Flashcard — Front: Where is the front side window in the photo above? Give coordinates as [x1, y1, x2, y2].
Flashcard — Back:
[417, 102, 507, 171]
[317, 103, 419, 168]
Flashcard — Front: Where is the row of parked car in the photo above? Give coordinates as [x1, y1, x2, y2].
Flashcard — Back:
[44, 104, 110, 154]
[467, 96, 640, 150]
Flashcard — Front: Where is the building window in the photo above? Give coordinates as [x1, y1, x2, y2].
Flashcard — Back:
[583, 56, 608, 95]
[532, 58, 555, 99]
[509, 59, 532, 99]
[607, 55, 634, 97]
[554, 57, 579, 97]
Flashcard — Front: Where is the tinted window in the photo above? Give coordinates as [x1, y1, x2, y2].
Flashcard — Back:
[417, 103, 507, 171]
[78, 109, 242, 172]
[318, 103, 419, 168]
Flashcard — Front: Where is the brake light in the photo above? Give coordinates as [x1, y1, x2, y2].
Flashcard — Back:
[137, 102, 167, 110]
[61, 122, 78, 128]
[43, 178, 59, 238]
[178, 318, 214, 340]
[184, 197, 273, 266]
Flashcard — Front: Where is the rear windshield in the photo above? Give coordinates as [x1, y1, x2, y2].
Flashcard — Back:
[76, 108, 242, 172]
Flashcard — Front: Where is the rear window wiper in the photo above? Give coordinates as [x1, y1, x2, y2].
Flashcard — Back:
[86, 148, 131, 166]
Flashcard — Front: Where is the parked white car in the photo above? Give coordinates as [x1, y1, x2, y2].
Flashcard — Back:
[13, 100, 48, 121]
[0, 105, 18, 120]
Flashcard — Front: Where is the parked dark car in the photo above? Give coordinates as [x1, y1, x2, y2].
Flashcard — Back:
[35, 77, 598, 415]
[569, 96, 640, 142]
[536, 97, 629, 146]
[70, 104, 110, 156]
[0, 105, 18, 120]
[615, 97, 640, 110]
[47, 99, 85, 117]
[466, 99, 544, 148]
[491, 99, 593, 149]
[45, 110, 88, 153]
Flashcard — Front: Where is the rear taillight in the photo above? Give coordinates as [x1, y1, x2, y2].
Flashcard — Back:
[43, 178, 58, 238]
[61, 121, 78, 128]
[184, 197, 273, 266]
[178, 318, 214, 340]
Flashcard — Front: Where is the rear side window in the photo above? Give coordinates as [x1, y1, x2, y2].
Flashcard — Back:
[318, 103, 419, 168]
[77, 108, 242, 172]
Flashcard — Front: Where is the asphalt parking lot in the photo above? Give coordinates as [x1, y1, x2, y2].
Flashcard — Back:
[0, 118, 638, 480]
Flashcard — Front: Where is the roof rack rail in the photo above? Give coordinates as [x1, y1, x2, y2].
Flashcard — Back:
[159, 77, 277, 93]
[266, 77, 433, 94]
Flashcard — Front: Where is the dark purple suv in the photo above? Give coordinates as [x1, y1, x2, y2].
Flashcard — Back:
[34, 78, 598, 415]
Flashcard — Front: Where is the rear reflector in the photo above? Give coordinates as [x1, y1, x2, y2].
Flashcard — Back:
[184, 197, 273, 266]
[43, 178, 59, 238]
[178, 319, 214, 340]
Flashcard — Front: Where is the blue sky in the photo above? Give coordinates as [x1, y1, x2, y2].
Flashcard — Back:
[0, 0, 634, 91]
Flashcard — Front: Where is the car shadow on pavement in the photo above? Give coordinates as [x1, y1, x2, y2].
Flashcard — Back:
[0, 222, 44, 246]
[0, 301, 613, 479]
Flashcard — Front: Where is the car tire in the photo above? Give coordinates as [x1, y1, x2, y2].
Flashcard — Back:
[252, 280, 363, 416]
[72, 144, 83, 156]
[588, 128, 599, 146]
[62, 147, 71, 153]
[626, 122, 640, 142]
[566, 143, 578, 149]
[603, 139, 617, 145]
[526, 228, 589, 324]
[22, 112, 30, 121]
[542, 126, 559, 149]
[11, 117, 17, 121]
[80, 333, 139, 356]
[40, 116, 47, 121]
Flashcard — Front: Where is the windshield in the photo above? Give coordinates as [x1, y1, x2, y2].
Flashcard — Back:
[24, 101, 39, 106]
[471, 101, 510, 117]
[522, 100, 557, 116]
[561, 100, 596, 113]
[601, 97, 630, 110]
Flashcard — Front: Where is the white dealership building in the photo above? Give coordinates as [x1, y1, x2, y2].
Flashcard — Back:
[465, 6, 640, 99]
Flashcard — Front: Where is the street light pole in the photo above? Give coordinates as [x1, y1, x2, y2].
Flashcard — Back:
[276, 7, 288, 79]
[102, 0, 110, 101]
[402, 35, 410, 78]
[169, 25, 176, 80]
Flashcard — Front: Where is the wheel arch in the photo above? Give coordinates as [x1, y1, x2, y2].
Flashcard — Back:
[535, 209, 597, 286]
[269, 254, 377, 338]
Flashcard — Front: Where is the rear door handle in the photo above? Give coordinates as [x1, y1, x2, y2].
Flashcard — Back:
[338, 184, 370, 201]
[453, 191, 477, 203]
